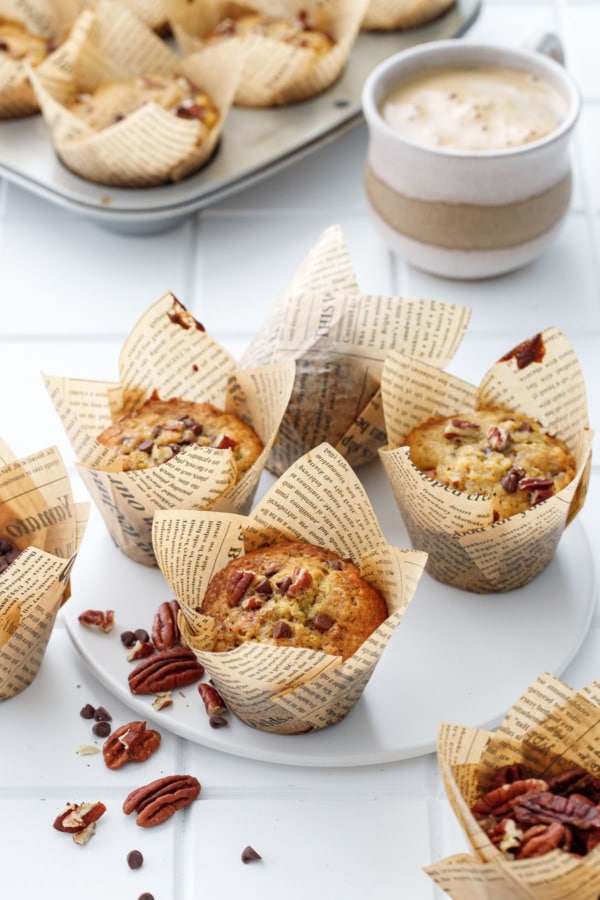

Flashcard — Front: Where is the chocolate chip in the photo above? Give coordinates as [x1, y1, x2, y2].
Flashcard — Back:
[273, 621, 292, 640]
[241, 845, 262, 864]
[120, 630, 136, 646]
[134, 629, 149, 643]
[254, 577, 273, 595]
[92, 721, 111, 738]
[311, 613, 335, 632]
[138, 894, 154, 900]
[127, 850, 144, 869]
[79, 703, 95, 719]
[209, 714, 228, 729]
[93, 706, 112, 721]
[137, 440, 154, 453]
[275, 576, 292, 593]
[328, 559, 343, 570]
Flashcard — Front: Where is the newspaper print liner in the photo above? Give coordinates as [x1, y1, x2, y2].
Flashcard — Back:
[0, 0, 81, 118]
[426, 673, 600, 899]
[379, 327, 593, 593]
[27, 0, 241, 186]
[361, 0, 455, 33]
[44, 292, 295, 567]
[0, 439, 89, 700]
[152, 442, 427, 734]
[168, 0, 370, 107]
[240, 223, 471, 475]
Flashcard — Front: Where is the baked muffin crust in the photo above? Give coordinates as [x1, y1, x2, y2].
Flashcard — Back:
[200, 540, 388, 659]
[405, 407, 576, 520]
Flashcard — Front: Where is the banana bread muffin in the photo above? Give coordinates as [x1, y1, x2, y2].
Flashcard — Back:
[405, 407, 576, 520]
[199, 540, 388, 659]
[66, 74, 219, 132]
[97, 391, 263, 475]
[0, 18, 53, 65]
[204, 12, 333, 56]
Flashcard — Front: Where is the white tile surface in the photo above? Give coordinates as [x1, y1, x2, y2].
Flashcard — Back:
[1, 2, 599, 899]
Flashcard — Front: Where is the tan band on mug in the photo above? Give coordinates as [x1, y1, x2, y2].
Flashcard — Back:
[365, 165, 572, 251]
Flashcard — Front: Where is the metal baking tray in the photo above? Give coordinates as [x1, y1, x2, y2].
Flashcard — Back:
[0, 0, 480, 232]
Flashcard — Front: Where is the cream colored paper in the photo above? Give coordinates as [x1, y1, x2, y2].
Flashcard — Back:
[168, 0, 369, 106]
[241, 224, 471, 474]
[0, 443, 89, 701]
[152, 442, 427, 734]
[361, 0, 455, 33]
[379, 327, 593, 592]
[44, 292, 295, 567]
[27, 0, 241, 186]
[426, 674, 600, 899]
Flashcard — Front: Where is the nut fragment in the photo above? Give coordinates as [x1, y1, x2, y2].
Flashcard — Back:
[123, 774, 201, 827]
[443, 418, 480, 439]
[128, 648, 204, 694]
[103, 721, 161, 770]
[152, 691, 173, 711]
[198, 682, 227, 717]
[78, 609, 115, 632]
[126, 639, 155, 661]
[53, 801, 106, 844]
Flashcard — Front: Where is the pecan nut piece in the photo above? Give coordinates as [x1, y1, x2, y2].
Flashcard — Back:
[123, 775, 201, 827]
[151, 600, 181, 651]
[78, 609, 115, 632]
[102, 721, 161, 770]
[53, 801, 107, 834]
[128, 648, 204, 694]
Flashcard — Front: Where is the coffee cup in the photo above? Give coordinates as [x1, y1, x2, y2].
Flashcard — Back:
[362, 33, 580, 279]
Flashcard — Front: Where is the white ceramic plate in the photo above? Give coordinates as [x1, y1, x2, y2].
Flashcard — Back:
[0, 0, 480, 233]
[62, 461, 596, 767]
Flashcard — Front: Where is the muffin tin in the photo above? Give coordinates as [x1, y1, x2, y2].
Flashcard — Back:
[0, 0, 480, 233]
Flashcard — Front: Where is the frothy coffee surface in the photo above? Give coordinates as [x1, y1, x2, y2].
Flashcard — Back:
[381, 63, 567, 151]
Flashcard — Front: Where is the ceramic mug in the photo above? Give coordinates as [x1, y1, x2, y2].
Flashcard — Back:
[362, 33, 581, 279]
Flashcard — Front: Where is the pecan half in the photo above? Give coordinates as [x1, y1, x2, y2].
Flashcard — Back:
[516, 822, 568, 859]
[512, 791, 600, 830]
[102, 721, 161, 770]
[198, 683, 227, 717]
[78, 609, 115, 632]
[128, 648, 204, 694]
[151, 600, 181, 651]
[227, 570, 255, 606]
[471, 779, 548, 819]
[123, 775, 201, 827]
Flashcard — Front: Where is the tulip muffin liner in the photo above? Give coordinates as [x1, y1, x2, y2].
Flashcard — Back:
[44, 292, 295, 567]
[0, 439, 89, 700]
[168, 0, 369, 106]
[152, 442, 427, 734]
[27, 0, 241, 186]
[240, 223, 471, 475]
[426, 673, 600, 899]
[379, 327, 593, 593]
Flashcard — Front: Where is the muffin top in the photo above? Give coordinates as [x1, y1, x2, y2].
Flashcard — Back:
[67, 74, 219, 133]
[204, 12, 333, 56]
[199, 540, 388, 659]
[405, 407, 576, 520]
[0, 18, 53, 66]
[97, 392, 263, 475]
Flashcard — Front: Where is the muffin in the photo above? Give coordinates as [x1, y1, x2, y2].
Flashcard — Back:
[204, 11, 333, 56]
[97, 391, 263, 476]
[0, 17, 54, 65]
[66, 74, 219, 133]
[405, 407, 576, 522]
[199, 539, 388, 659]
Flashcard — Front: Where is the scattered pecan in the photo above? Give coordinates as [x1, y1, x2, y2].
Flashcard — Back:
[151, 600, 181, 650]
[471, 779, 548, 819]
[548, 767, 600, 803]
[198, 683, 227, 717]
[128, 648, 204, 694]
[53, 801, 106, 845]
[102, 721, 161, 770]
[78, 609, 115, 632]
[512, 791, 600, 830]
[126, 639, 155, 661]
[123, 775, 201, 827]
